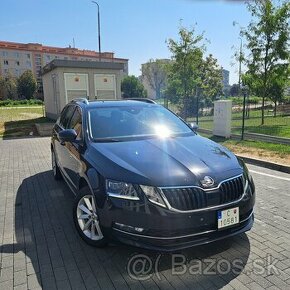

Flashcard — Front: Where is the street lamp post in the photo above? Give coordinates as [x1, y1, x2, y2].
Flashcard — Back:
[238, 37, 243, 96]
[241, 85, 248, 140]
[92, 1, 101, 60]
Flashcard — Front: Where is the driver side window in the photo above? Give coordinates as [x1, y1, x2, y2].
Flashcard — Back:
[68, 107, 83, 140]
[59, 105, 75, 129]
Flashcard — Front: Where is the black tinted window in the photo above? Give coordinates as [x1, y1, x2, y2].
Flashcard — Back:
[59, 105, 75, 128]
[68, 107, 82, 140]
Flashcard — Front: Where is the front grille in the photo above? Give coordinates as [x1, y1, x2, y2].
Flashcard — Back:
[161, 175, 245, 211]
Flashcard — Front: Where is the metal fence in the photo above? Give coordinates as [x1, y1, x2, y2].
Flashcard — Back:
[156, 98, 290, 141]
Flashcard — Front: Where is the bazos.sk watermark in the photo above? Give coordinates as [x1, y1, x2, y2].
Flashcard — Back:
[127, 253, 280, 281]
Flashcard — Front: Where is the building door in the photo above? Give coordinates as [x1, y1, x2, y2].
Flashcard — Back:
[94, 74, 116, 100]
[64, 73, 89, 103]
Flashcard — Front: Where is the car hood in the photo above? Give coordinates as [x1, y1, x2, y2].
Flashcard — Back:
[88, 135, 243, 187]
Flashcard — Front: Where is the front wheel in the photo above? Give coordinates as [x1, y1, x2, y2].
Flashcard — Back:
[73, 187, 108, 247]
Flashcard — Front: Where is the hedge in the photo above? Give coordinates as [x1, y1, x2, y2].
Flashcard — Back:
[0, 99, 43, 107]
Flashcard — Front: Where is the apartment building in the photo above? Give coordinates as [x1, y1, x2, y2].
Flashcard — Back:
[0, 41, 128, 96]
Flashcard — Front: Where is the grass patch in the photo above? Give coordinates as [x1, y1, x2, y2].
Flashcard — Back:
[0, 107, 44, 122]
[222, 139, 290, 156]
[195, 110, 290, 138]
[0, 107, 52, 138]
[200, 132, 290, 164]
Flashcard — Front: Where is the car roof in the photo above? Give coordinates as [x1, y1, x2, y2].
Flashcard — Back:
[72, 99, 159, 109]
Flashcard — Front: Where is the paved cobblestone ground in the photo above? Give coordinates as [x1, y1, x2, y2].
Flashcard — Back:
[0, 137, 290, 290]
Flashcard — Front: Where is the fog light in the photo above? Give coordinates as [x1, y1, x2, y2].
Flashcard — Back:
[114, 222, 144, 233]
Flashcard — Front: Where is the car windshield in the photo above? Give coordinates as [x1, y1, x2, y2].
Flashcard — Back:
[88, 104, 193, 141]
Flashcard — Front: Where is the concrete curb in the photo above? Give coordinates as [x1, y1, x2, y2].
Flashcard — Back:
[236, 154, 290, 174]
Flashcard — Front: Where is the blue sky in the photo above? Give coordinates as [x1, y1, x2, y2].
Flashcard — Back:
[0, 0, 251, 84]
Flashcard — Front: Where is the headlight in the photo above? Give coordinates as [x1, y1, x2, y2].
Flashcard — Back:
[140, 185, 167, 208]
[106, 180, 139, 200]
[238, 157, 252, 183]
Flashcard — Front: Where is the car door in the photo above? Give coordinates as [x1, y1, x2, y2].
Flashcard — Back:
[54, 105, 76, 182]
[64, 106, 84, 188]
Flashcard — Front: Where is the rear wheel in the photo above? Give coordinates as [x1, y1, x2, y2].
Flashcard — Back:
[52, 150, 62, 180]
[73, 187, 108, 247]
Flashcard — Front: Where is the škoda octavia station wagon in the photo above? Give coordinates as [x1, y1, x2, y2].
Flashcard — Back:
[51, 98, 255, 251]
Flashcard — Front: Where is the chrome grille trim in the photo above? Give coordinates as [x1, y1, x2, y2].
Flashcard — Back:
[159, 174, 243, 191]
[159, 174, 247, 213]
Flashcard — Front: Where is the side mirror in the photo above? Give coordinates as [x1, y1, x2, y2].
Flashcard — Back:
[188, 122, 199, 132]
[58, 129, 77, 144]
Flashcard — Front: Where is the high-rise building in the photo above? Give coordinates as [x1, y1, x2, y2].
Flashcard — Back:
[221, 68, 230, 88]
[0, 40, 128, 96]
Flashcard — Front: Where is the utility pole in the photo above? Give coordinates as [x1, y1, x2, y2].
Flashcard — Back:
[92, 1, 101, 61]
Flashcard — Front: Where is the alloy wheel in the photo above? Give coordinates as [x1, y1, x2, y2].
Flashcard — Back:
[77, 195, 104, 240]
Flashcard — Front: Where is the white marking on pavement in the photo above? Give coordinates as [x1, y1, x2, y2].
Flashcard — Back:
[249, 170, 290, 182]
[267, 186, 278, 190]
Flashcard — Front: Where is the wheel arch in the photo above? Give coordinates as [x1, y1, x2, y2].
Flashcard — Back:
[78, 169, 104, 208]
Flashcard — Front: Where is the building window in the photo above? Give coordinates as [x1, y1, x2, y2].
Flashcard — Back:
[16, 61, 20, 66]
[2, 51, 8, 57]
[4, 60, 8, 65]
[64, 57, 68, 60]
[15, 52, 20, 58]
[27, 53, 31, 59]
[26, 60, 31, 67]
[4, 69, 9, 74]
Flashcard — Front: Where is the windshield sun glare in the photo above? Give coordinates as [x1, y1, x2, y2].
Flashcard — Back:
[88, 104, 192, 141]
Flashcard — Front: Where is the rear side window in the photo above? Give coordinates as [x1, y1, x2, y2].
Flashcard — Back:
[68, 107, 83, 140]
[59, 105, 75, 128]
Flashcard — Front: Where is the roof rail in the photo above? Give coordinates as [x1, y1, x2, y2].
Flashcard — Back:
[71, 97, 89, 105]
[126, 98, 157, 104]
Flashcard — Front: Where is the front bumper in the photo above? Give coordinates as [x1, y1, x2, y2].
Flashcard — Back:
[97, 182, 255, 252]
[112, 212, 254, 252]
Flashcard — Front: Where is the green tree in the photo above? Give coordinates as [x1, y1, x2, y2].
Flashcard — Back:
[166, 26, 222, 119]
[198, 54, 223, 101]
[0, 73, 18, 100]
[141, 59, 168, 99]
[241, 0, 290, 125]
[166, 26, 204, 118]
[17, 70, 37, 99]
[268, 64, 290, 116]
[121, 75, 147, 99]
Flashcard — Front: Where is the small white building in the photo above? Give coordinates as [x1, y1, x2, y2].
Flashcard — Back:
[42, 59, 127, 119]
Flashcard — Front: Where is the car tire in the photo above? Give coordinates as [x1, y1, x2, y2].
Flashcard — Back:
[52, 149, 62, 180]
[73, 187, 108, 247]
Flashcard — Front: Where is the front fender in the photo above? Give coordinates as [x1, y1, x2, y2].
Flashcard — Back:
[84, 168, 107, 208]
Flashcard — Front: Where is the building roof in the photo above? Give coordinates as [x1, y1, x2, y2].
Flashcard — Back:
[0, 40, 128, 61]
[41, 59, 126, 75]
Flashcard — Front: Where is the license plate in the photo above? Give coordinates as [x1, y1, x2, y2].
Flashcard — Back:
[217, 207, 239, 229]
